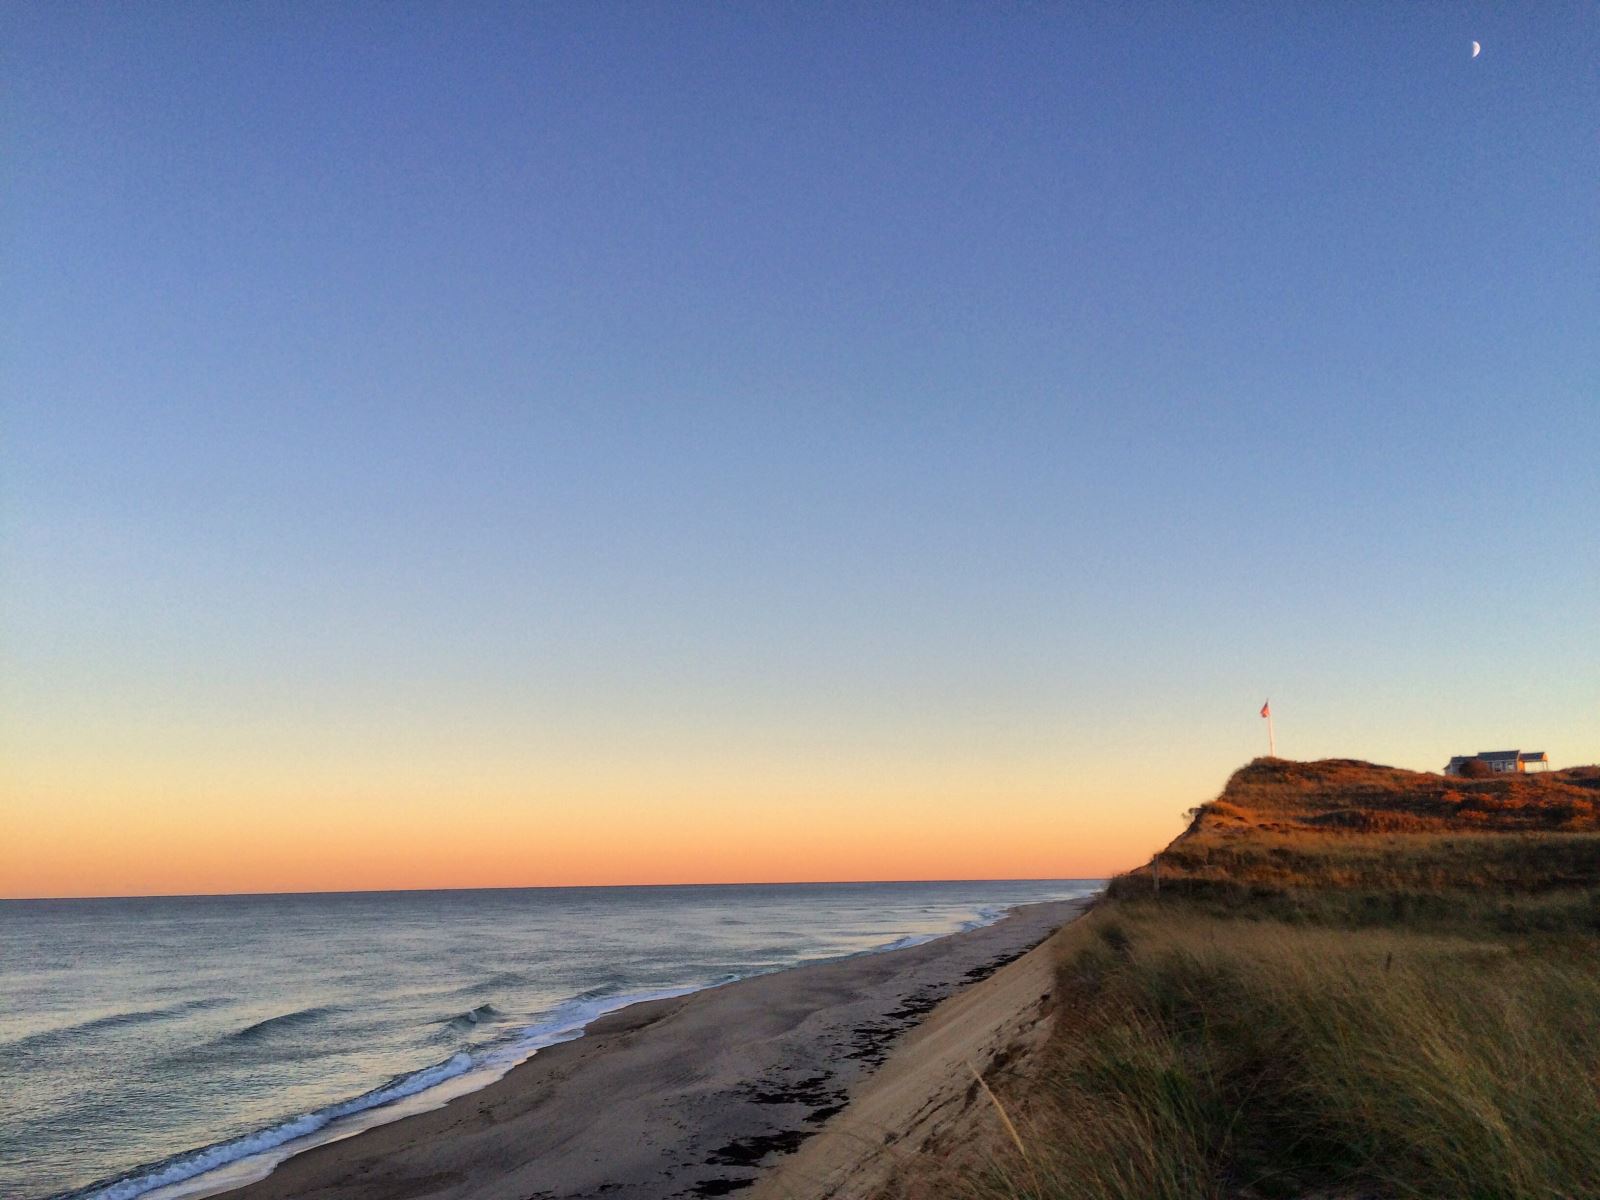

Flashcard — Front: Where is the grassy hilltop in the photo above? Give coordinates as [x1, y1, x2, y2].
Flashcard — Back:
[1130, 758, 1600, 928]
[891, 759, 1600, 1200]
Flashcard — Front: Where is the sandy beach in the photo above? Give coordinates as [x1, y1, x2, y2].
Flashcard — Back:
[211, 897, 1090, 1200]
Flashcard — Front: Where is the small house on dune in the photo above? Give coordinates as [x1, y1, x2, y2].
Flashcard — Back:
[1444, 750, 1549, 776]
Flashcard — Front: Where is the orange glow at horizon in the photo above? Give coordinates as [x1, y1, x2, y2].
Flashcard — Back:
[2, 763, 1177, 899]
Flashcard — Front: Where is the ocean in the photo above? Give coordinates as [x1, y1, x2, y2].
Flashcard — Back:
[0, 879, 1100, 1200]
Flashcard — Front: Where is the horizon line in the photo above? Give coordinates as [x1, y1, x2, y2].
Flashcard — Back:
[0, 874, 1113, 904]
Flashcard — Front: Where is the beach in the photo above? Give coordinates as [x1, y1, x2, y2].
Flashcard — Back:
[209, 897, 1090, 1200]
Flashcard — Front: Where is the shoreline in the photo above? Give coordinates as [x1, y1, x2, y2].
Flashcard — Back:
[68, 890, 1084, 1200]
[172, 895, 1091, 1200]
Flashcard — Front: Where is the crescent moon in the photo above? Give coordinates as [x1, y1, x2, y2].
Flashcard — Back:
[1471, 40, 1481, 58]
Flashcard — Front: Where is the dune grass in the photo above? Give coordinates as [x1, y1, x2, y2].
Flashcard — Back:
[891, 760, 1600, 1200]
[945, 908, 1600, 1200]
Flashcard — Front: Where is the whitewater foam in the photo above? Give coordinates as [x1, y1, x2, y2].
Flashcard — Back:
[69, 986, 706, 1200]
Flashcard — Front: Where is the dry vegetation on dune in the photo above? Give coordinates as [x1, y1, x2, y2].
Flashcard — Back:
[886, 759, 1600, 1200]
[1122, 759, 1600, 931]
[1191, 759, 1600, 831]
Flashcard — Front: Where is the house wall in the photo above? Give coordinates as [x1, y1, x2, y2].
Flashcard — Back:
[1444, 756, 1527, 775]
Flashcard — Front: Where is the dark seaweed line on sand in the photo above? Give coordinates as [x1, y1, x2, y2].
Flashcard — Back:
[674, 936, 1048, 1199]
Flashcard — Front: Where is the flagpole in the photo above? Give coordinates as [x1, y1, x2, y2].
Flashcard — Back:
[1267, 706, 1276, 757]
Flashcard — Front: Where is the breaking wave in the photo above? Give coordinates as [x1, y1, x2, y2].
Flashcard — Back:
[225, 1006, 343, 1042]
[439, 1003, 503, 1032]
[60, 1051, 476, 1200]
[3, 999, 233, 1058]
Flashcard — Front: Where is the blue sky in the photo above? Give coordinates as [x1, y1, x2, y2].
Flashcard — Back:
[3, 3, 1597, 893]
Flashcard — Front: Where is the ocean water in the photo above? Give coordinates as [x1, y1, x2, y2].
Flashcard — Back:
[0, 879, 1100, 1200]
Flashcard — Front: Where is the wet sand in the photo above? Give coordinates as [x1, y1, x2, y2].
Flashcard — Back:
[212, 897, 1091, 1200]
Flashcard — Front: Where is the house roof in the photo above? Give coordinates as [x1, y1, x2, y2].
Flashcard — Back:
[1475, 750, 1521, 761]
[1518, 751, 1548, 761]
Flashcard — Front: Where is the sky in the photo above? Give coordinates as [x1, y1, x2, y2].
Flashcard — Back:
[3, 3, 1597, 898]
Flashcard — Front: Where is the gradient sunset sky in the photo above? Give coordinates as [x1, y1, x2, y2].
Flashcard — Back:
[3, 4, 1597, 898]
